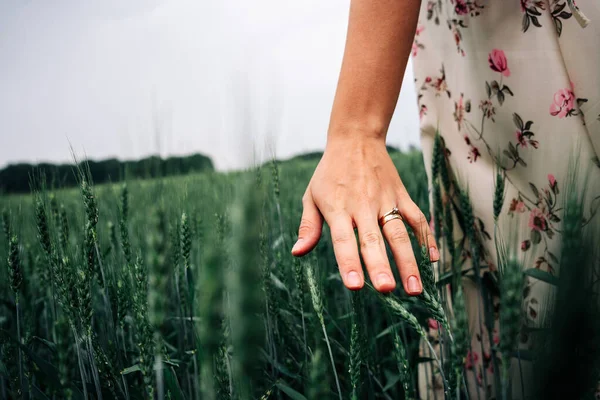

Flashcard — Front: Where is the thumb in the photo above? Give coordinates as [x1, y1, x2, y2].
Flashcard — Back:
[291, 194, 323, 257]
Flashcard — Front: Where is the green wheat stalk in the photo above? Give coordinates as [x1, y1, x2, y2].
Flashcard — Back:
[197, 219, 225, 400]
[392, 328, 414, 399]
[499, 258, 524, 400]
[307, 349, 328, 400]
[228, 180, 266, 399]
[305, 261, 342, 400]
[119, 184, 132, 266]
[1, 208, 10, 240]
[8, 234, 24, 396]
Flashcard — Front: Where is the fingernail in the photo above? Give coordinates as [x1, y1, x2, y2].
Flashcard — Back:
[291, 238, 304, 253]
[376, 273, 393, 289]
[429, 247, 440, 261]
[346, 271, 362, 288]
[407, 275, 422, 295]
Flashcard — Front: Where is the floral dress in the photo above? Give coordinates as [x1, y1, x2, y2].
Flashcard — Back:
[411, 0, 600, 397]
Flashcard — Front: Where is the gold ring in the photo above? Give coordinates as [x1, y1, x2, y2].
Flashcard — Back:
[379, 207, 403, 228]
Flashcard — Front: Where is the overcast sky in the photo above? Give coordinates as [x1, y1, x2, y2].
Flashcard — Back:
[0, 0, 419, 171]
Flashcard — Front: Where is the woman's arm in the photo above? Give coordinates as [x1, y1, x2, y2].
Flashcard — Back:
[329, 0, 422, 140]
[291, 0, 439, 295]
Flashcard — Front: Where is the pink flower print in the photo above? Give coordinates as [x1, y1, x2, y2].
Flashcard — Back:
[453, 30, 461, 47]
[465, 350, 479, 370]
[464, 134, 480, 163]
[412, 25, 425, 56]
[516, 130, 528, 147]
[488, 49, 511, 77]
[428, 318, 439, 330]
[432, 75, 448, 96]
[429, 67, 452, 97]
[516, 131, 539, 149]
[521, 0, 545, 12]
[468, 147, 481, 163]
[548, 174, 556, 187]
[550, 88, 575, 118]
[529, 208, 548, 231]
[464, 135, 481, 163]
[454, 0, 469, 15]
[508, 198, 526, 214]
[548, 173, 559, 194]
[479, 100, 496, 121]
[515, 122, 539, 149]
[521, 240, 531, 251]
[454, 95, 466, 130]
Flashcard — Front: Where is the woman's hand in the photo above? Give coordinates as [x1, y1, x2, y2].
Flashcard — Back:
[291, 0, 428, 292]
[291, 136, 439, 294]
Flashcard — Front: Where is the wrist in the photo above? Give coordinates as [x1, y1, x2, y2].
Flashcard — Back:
[326, 120, 388, 148]
[325, 128, 388, 154]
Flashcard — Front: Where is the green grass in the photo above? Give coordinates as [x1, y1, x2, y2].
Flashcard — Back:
[0, 150, 436, 400]
[1, 146, 599, 400]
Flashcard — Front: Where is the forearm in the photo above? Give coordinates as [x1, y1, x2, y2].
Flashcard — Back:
[328, 0, 421, 144]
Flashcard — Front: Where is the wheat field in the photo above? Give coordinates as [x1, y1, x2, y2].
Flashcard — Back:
[1, 145, 599, 400]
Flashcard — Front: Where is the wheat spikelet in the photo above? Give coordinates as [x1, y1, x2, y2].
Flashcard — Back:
[8, 235, 23, 295]
[432, 134, 445, 243]
[381, 294, 426, 339]
[431, 133, 443, 180]
[439, 151, 452, 195]
[419, 245, 436, 293]
[393, 329, 414, 399]
[305, 261, 342, 400]
[119, 184, 132, 265]
[349, 320, 361, 400]
[116, 277, 130, 330]
[493, 170, 505, 222]
[35, 197, 53, 262]
[433, 180, 444, 243]
[443, 199, 456, 269]
[181, 213, 191, 270]
[131, 251, 155, 398]
[81, 181, 101, 286]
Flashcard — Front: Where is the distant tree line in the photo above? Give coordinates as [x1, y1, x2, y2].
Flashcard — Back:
[0, 153, 214, 194]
